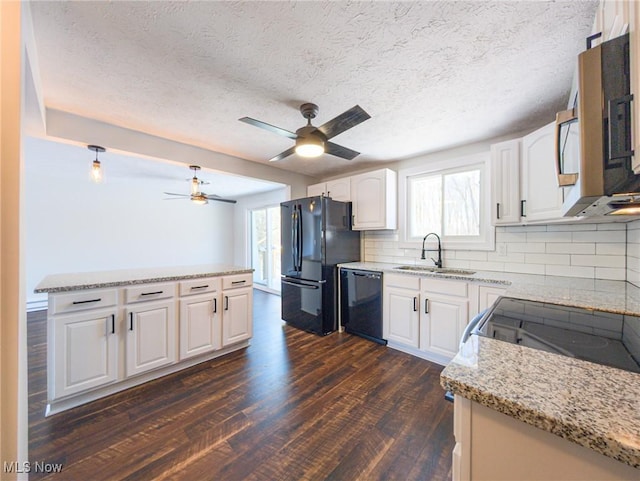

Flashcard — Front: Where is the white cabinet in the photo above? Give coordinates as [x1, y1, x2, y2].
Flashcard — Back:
[125, 299, 176, 377]
[351, 168, 397, 230]
[420, 278, 469, 360]
[521, 122, 565, 222]
[179, 277, 221, 360]
[452, 396, 639, 481]
[221, 274, 253, 346]
[383, 274, 420, 348]
[490, 139, 521, 225]
[51, 307, 118, 399]
[478, 285, 506, 312]
[383, 273, 472, 364]
[307, 178, 351, 201]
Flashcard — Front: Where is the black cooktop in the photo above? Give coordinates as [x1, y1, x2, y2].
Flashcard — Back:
[474, 297, 640, 374]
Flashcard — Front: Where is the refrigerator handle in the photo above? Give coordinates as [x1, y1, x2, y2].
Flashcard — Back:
[292, 206, 298, 271]
[297, 204, 303, 271]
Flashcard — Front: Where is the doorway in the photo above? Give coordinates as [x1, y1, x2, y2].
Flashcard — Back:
[250, 206, 281, 293]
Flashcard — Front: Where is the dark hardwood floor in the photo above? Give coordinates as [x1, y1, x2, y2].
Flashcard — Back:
[27, 290, 454, 480]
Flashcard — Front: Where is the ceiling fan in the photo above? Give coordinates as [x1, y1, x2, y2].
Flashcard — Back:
[239, 103, 370, 162]
[164, 165, 237, 205]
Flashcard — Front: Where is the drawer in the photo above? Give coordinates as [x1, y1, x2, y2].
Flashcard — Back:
[384, 273, 420, 290]
[125, 282, 176, 303]
[421, 278, 468, 297]
[179, 277, 220, 297]
[51, 288, 117, 315]
[222, 273, 253, 290]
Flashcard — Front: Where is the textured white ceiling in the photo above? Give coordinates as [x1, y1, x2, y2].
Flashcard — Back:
[29, 0, 598, 178]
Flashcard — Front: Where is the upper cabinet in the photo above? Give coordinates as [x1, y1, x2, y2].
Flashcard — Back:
[490, 121, 579, 226]
[307, 178, 351, 201]
[350, 169, 397, 230]
[490, 139, 521, 225]
[306, 168, 397, 230]
[520, 122, 565, 222]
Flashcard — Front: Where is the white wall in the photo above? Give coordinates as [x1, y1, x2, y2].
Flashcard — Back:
[627, 220, 640, 287]
[25, 137, 234, 308]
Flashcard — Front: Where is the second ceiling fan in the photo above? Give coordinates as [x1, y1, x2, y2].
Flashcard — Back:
[239, 103, 370, 162]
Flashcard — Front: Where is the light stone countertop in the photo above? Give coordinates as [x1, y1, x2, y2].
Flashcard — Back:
[34, 264, 253, 293]
[339, 261, 640, 469]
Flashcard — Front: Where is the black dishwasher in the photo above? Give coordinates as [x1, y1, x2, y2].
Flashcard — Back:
[340, 269, 385, 345]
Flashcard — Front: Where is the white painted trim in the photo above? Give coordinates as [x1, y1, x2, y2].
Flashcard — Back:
[26, 299, 48, 312]
[386, 340, 451, 366]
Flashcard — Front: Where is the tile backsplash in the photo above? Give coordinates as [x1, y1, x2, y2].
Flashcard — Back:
[363, 222, 630, 281]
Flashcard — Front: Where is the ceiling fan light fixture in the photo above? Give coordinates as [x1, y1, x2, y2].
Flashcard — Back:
[87, 145, 106, 183]
[191, 194, 208, 205]
[295, 136, 324, 158]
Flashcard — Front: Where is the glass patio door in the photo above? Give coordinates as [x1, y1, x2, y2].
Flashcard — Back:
[250, 206, 281, 292]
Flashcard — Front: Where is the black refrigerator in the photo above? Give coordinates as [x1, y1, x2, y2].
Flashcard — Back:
[281, 196, 360, 335]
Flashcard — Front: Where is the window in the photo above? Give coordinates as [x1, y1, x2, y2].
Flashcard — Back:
[399, 153, 493, 250]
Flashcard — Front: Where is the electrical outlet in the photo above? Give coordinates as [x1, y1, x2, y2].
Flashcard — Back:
[497, 243, 507, 257]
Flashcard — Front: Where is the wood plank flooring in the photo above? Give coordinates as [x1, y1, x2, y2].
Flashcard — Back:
[27, 290, 454, 480]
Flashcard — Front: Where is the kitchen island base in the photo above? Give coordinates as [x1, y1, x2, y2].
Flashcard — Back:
[453, 396, 639, 481]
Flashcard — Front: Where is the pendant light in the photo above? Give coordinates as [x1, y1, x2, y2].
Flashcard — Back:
[88, 145, 106, 183]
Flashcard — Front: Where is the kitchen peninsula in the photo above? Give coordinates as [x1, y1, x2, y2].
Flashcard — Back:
[35, 264, 253, 415]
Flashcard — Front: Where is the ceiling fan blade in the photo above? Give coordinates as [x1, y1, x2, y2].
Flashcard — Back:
[205, 194, 237, 204]
[163, 192, 189, 197]
[325, 142, 360, 160]
[239, 117, 298, 140]
[317, 105, 371, 140]
[269, 146, 296, 162]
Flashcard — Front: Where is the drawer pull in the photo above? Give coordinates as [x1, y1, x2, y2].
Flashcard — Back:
[72, 298, 102, 305]
[129, 312, 134, 331]
[140, 291, 163, 296]
[231, 280, 246, 285]
[190, 285, 209, 290]
[111, 314, 115, 334]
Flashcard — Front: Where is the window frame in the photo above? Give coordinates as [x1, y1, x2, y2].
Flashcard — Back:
[398, 152, 495, 251]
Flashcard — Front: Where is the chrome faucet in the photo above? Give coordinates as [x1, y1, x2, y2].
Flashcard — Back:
[421, 233, 443, 268]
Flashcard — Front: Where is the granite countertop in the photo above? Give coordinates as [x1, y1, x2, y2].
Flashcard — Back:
[440, 335, 640, 469]
[340, 261, 640, 469]
[35, 264, 253, 293]
[338, 261, 640, 317]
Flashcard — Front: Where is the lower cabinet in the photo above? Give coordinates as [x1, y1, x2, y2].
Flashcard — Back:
[384, 274, 501, 365]
[125, 300, 176, 377]
[222, 277, 253, 346]
[452, 396, 639, 481]
[383, 275, 420, 348]
[51, 307, 118, 399]
[46, 272, 253, 414]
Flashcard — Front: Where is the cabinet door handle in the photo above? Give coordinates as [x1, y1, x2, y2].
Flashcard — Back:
[496, 203, 500, 220]
[224, 296, 229, 311]
[111, 314, 115, 334]
[141, 291, 163, 296]
[231, 280, 246, 285]
[213, 298, 217, 314]
[424, 299, 429, 314]
[520, 200, 526, 217]
[413, 297, 418, 312]
[72, 298, 101, 305]
[129, 312, 134, 331]
[191, 285, 209, 290]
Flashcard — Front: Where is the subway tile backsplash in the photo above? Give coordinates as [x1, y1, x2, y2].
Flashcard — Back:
[363, 222, 631, 281]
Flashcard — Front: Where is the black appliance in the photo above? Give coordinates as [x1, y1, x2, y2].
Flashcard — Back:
[340, 269, 385, 345]
[472, 297, 640, 374]
[280, 196, 360, 335]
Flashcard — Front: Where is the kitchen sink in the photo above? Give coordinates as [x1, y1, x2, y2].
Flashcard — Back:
[394, 266, 476, 275]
